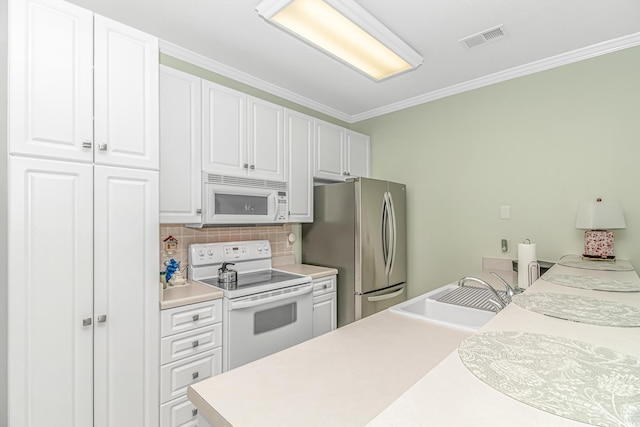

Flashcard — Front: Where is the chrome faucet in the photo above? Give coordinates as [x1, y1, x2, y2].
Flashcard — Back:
[457, 276, 508, 312]
[489, 271, 522, 302]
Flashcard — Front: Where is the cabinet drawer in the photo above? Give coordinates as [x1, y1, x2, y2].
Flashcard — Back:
[161, 323, 222, 365]
[161, 299, 222, 337]
[313, 275, 336, 296]
[160, 395, 198, 427]
[160, 348, 222, 404]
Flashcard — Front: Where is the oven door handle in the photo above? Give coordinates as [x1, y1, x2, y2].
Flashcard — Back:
[229, 284, 313, 310]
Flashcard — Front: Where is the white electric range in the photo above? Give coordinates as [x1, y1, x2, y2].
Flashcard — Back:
[188, 240, 313, 371]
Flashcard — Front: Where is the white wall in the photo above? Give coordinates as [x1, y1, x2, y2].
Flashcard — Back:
[351, 46, 640, 297]
[0, 0, 9, 421]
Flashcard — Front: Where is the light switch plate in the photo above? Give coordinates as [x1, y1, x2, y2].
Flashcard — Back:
[500, 205, 510, 219]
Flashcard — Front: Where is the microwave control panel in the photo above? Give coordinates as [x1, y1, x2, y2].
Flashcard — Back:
[276, 191, 288, 222]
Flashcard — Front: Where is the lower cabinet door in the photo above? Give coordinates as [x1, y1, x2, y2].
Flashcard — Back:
[160, 395, 198, 427]
[160, 348, 223, 404]
[313, 292, 337, 338]
[93, 166, 160, 427]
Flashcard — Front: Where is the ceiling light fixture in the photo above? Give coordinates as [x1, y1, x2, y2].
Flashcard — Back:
[256, 0, 423, 81]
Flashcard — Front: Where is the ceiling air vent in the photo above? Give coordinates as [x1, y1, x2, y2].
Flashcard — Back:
[460, 25, 508, 49]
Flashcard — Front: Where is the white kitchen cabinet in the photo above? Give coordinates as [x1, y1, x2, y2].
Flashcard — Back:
[285, 109, 314, 222]
[314, 120, 370, 181]
[6, 1, 159, 426]
[159, 66, 202, 223]
[8, 0, 94, 162]
[8, 156, 94, 427]
[93, 166, 159, 427]
[160, 300, 223, 427]
[247, 96, 286, 181]
[202, 80, 285, 181]
[312, 275, 337, 337]
[9, 0, 159, 170]
[345, 130, 371, 179]
[94, 15, 159, 170]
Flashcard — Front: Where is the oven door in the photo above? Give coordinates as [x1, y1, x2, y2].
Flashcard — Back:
[225, 283, 313, 370]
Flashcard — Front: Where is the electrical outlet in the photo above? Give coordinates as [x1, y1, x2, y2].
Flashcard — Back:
[501, 238, 510, 253]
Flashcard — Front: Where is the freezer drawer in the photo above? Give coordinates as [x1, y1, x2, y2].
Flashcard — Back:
[355, 284, 406, 321]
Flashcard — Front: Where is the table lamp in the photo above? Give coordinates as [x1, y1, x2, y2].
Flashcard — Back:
[575, 198, 626, 259]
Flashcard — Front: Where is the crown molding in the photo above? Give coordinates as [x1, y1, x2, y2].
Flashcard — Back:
[351, 32, 640, 122]
[159, 40, 352, 122]
[161, 32, 640, 124]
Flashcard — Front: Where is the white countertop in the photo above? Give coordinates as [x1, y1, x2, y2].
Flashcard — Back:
[188, 310, 473, 426]
[188, 263, 640, 426]
[368, 264, 640, 426]
[274, 263, 338, 279]
[160, 280, 223, 309]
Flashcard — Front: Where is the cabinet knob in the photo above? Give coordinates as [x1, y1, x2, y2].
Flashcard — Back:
[192, 408, 198, 417]
[82, 140, 92, 149]
[249, 164, 255, 170]
[243, 163, 249, 169]
[192, 371, 199, 380]
[342, 171, 349, 175]
[97, 315, 107, 323]
[82, 318, 92, 326]
[98, 143, 108, 151]
[192, 340, 199, 348]
[192, 314, 200, 322]
[196, 208, 202, 214]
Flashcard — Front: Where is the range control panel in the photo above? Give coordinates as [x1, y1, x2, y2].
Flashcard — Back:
[189, 240, 271, 267]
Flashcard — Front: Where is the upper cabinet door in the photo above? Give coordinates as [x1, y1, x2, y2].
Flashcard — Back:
[8, 156, 94, 427]
[94, 16, 159, 170]
[285, 109, 314, 222]
[9, 0, 94, 162]
[247, 97, 285, 181]
[345, 130, 370, 178]
[314, 120, 345, 181]
[202, 81, 247, 176]
[159, 66, 202, 224]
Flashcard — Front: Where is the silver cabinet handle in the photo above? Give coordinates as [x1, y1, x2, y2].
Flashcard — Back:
[243, 163, 249, 169]
[82, 318, 92, 326]
[82, 140, 92, 149]
[97, 315, 107, 323]
[98, 143, 108, 151]
[192, 340, 199, 348]
[249, 164, 255, 170]
[192, 314, 200, 322]
[196, 208, 202, 214]
[192, 408, 198, 417]
[192, 371, 199, 380]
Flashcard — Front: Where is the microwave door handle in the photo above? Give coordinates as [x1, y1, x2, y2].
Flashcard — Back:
[229, 284, 313, 310]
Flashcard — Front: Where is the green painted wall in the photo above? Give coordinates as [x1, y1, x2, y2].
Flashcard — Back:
[351, 46, 640, 297]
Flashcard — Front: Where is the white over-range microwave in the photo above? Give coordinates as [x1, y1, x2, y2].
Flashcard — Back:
[187, 174, 289, 227]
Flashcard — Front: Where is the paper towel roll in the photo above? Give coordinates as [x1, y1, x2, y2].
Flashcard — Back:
[518, 242, 537, 289]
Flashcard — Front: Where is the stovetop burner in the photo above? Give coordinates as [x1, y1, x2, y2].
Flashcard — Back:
[188, 240, 312, 299]
[200, 269, 307, 293]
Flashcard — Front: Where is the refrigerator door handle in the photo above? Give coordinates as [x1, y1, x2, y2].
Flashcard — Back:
[387, 191, 397, 275]
[382, 192, 392, 276]
[367, 287, 405, 302]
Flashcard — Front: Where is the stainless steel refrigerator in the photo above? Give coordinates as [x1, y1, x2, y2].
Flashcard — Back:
[302, 178, 407, 327]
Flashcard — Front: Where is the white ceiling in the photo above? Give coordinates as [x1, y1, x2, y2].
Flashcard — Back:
[66, 0, 640, 122]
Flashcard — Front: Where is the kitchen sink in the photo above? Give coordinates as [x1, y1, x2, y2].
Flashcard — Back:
[389, 284, 497, 331]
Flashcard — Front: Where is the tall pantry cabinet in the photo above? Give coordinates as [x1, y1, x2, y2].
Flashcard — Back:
[5, 0, 160, 426]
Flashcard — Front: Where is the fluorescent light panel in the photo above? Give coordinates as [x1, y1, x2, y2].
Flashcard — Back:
[256, 0, 423, 81]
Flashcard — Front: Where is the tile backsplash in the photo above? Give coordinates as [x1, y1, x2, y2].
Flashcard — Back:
[159, 224, 295, 272]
